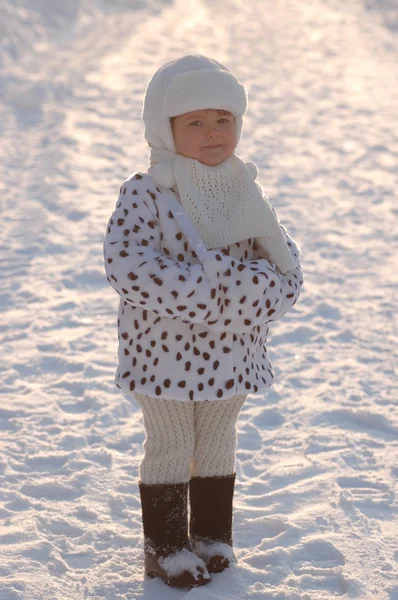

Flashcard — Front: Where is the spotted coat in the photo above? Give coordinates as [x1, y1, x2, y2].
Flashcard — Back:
[103, 172, 303, 402]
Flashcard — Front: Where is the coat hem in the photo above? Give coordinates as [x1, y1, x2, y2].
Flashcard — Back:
[115, 378, 274, 402]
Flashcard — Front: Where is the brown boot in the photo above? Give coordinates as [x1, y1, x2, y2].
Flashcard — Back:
[189, 474, 237, 573]
[139, 480, 211, 588]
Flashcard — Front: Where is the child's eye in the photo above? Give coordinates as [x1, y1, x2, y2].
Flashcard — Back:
[188, 118, 232, 127]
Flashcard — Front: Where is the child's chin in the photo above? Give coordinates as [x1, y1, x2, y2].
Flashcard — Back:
[199, 153, 230, 167]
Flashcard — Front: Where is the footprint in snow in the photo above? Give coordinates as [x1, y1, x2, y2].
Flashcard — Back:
[236, 514, 290, 549]
[338, 476, 395, 515]
[291, 538, 347, 596]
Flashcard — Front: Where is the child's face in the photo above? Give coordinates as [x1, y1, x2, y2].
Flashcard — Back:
[171, 109, 237, 166]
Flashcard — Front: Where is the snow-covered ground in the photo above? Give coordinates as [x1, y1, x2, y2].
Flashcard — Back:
[0, 0, 397, 598]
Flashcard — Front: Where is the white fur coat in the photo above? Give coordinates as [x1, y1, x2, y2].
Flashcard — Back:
[103, 172, 303, 402]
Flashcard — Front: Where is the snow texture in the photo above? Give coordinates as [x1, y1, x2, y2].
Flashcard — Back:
[0, 0, 397, 598]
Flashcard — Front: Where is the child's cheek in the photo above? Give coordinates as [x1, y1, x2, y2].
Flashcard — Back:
[189, 131, 201, 147]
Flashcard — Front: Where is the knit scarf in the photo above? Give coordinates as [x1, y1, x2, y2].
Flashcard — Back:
[149, 148, 296, 274]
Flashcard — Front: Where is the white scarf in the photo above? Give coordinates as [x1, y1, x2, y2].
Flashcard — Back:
[149, 149, 296, 274]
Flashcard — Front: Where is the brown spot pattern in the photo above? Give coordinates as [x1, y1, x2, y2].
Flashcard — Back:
[105, 172, 303, 400]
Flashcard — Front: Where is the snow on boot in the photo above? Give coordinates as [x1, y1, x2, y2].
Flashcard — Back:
[139, 480, 212, 588]
[189, 473, 237, 573]
[190, 538, 237, 574]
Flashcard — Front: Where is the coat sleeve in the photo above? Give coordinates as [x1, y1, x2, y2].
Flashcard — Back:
[103, 176, 221, 326]
[253, 218, 303, 323]
[204, 253, 294, 330]
[103, 175, 295, 333]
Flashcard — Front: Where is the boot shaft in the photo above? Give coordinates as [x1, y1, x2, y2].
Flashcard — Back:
[189, 473, 236, 545]
[139, 481, 190, 554]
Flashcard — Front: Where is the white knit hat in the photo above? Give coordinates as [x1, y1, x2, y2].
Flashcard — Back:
[142, 54, 259, 187]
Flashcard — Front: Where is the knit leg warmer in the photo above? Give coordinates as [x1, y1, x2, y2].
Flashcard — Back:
[134, 394, 195, 484]
[134, 393, 247, 483]
[191, 394, 247, 478]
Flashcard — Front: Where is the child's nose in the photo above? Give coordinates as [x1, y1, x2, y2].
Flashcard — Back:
[206, 125, 222, 138]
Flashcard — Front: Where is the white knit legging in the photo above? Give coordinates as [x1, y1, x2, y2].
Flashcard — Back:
[133, 394, 247, 484]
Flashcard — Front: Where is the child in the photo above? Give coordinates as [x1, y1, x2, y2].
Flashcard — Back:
[103, 54, 303, 588]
